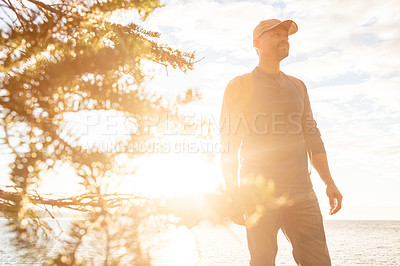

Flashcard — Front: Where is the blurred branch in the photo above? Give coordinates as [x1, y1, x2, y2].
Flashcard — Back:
[0, 188, 147, 211]
[26, 0, 62, 15]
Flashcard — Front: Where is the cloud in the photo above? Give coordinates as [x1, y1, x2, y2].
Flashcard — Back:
[310, 77, 400, 114]
[148, 0, 276, 53]
[285, 42, 400, 82]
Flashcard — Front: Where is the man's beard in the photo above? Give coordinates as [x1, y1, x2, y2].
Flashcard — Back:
[277, 48, 289, 61]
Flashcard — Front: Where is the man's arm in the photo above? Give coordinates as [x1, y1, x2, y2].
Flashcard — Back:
[221, 144, 240, 191]
[311, 153, 343, 215]
[299, 79, 343, 215]
[220, 79, 242, 192]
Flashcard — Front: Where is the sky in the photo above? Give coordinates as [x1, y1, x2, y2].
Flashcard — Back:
[116, 0, 400, 220]
[1, 0, 399, 221]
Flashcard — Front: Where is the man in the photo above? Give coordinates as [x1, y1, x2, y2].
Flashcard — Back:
[219, 19, 343, 266]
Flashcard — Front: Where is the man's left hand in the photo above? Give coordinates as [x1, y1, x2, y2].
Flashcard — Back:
[326, 184, 343, 215]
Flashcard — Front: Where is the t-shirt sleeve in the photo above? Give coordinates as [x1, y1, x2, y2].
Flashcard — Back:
[301, 80, 326, 156]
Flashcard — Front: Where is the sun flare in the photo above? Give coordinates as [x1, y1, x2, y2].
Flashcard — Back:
[119, 153, 223, 197]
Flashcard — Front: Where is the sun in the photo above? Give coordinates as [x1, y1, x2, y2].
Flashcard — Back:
[47, 110, 224, 198]
[118, 152, 223, 198]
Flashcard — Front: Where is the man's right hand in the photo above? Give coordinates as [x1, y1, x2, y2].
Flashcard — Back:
[231, 213, 246, 226]
[326, 184, 343, 215]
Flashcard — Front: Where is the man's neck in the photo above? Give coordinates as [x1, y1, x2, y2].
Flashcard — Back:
[257, 57, 280, 75]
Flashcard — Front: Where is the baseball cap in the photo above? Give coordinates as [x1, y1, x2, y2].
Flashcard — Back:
[253, 19, 298, 40]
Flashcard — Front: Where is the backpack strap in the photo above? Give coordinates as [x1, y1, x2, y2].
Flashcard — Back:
[238, 72, 255, 115]
[287, 74, 306, 104]
[286, 75, 313, 175]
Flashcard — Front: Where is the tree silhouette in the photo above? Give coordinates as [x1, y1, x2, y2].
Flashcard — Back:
[0, 0, 198, 264]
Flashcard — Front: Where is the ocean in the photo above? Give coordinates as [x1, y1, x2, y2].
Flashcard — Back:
[1, 220, 399, 265]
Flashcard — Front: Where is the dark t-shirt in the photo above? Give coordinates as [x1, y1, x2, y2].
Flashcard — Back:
[220, 67, 326, 188]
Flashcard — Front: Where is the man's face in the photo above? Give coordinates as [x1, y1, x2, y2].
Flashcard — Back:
[254, 26, 290, 61]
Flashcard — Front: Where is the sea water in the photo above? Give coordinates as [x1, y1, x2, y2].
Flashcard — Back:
[1, 220, 399, 265]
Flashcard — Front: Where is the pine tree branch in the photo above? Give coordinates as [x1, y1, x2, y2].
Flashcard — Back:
[26, 0, 62, 15]
[0, 188, 147, 211]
